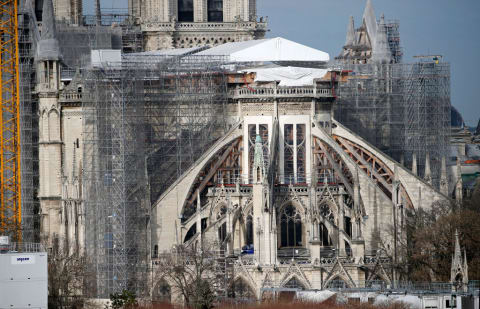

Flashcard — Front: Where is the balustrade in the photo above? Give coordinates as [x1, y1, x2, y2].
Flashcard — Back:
[234, 86, 333, 99]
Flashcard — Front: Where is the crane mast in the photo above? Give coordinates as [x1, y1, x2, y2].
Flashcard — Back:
[0, 0, 22, 242]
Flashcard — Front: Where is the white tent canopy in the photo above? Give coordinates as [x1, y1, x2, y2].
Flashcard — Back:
[197, 37, 330, 63]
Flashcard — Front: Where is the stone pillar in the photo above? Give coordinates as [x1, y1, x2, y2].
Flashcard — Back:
[456, 158, 463, 205]
[412, 153, 417, 176]
[194, 0, 207, 22]
[338, 193, 345, 255]
[252, 183, 263, 264]
[440, 156, 449, 196]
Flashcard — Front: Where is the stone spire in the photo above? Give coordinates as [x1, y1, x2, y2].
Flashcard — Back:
[372, 14, 392, 64]
[362, 0, 377, 44]
[424, 152, 432, 185]
[253, 134, 265, 183]
[440, 156, 449, 195]
[345, 16, 356, 46]
[451, 230, 469, 292]
[455, 158, 463, 204]
[36, 0, 62, 61]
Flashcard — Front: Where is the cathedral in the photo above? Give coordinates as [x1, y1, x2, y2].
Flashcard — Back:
[29, 0, 465, 303]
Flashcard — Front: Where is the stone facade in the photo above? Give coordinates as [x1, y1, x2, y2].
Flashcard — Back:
[136, 0, 267, 50]
[36, 0, 84, 252]
[37, 69, 84, 253]
[150, 75, 449, 301]
[52, 0, 82, 25]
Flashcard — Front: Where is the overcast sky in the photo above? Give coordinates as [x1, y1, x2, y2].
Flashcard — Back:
[84, 0, 480, 126]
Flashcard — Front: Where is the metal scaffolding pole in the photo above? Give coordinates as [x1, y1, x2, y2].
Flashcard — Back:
[82, 54, 229, 297]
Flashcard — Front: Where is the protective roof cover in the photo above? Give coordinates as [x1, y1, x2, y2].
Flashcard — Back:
[242, 66, 328, 86]
[197, 37, 330, 63]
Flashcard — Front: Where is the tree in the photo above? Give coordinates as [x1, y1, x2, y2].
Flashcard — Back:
[106, 290, 138, 309]
[47, 239, 92, 308]
[153, 240, 224, 309]
[404, 190, 480, 282]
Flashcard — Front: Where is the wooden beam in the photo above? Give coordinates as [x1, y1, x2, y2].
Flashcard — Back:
[186, 138, 240, 208]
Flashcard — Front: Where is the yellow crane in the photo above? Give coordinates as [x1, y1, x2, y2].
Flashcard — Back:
[0, 0, 22, 242]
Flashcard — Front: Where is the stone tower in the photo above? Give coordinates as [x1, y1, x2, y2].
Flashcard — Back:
[36, 0, 63, 246]
[52, 0, 82, 25]
[135, 0, 267, 50]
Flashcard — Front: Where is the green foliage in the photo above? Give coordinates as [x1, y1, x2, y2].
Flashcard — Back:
[106, 290, 138, 309]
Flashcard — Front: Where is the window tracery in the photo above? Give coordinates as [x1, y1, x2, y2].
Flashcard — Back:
[319, 203, 335, 223]
[248, 124, 269, 182]
[284, 277, 305, 290]
[280, 204, 302, 247]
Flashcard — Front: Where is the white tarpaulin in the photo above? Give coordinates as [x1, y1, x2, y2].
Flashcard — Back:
[242, 66, 328, 86]
[374, 294, 422, 309]
[296, 290, 336, 303]
[198, 37, 330, 63]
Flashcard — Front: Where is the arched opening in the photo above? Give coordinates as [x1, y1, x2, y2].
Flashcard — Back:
[280, 205, 302, 247]
[48, 110, 60, 141]
[218, 222, 227, 243]
[319, 222, 332, 246]
[366, 276, 387, 289]
[326, 277, 349, 289]
[152, 279, 171, 304]
[256, 167, 261, 182]
[229, 278, 256, 301]
[454, 274, 463, 291]
[245, 214, 253, 246]
[178, 0, 193, 22]
[184, 223, 197, 243]
[345, 241, 352, 256]
[284, 276, 306, 290]
[207, 0, 223, 22]
[344, 216, 352, 238]
[153, 245, 158, 258]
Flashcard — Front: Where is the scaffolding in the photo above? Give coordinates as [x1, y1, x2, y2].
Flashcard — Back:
[56, 13, 142, 70]
[82, 54, 229, 297]
[18, 2, 40, 242]
[385, 20, 403, 63]
[335, 61, 451, 187]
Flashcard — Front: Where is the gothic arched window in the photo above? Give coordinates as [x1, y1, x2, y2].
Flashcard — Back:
[319, 222, 331, 246]
[280, 205, 302, 247]
[284, 277, 305, 290]
[153, 279, 171, 304]
[208, 0, 223, 22]
[344, 216, 352, 238]
[178, 0, 193, 22]
[218, 222, 227, 242]
[245, 214, 253, 246]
